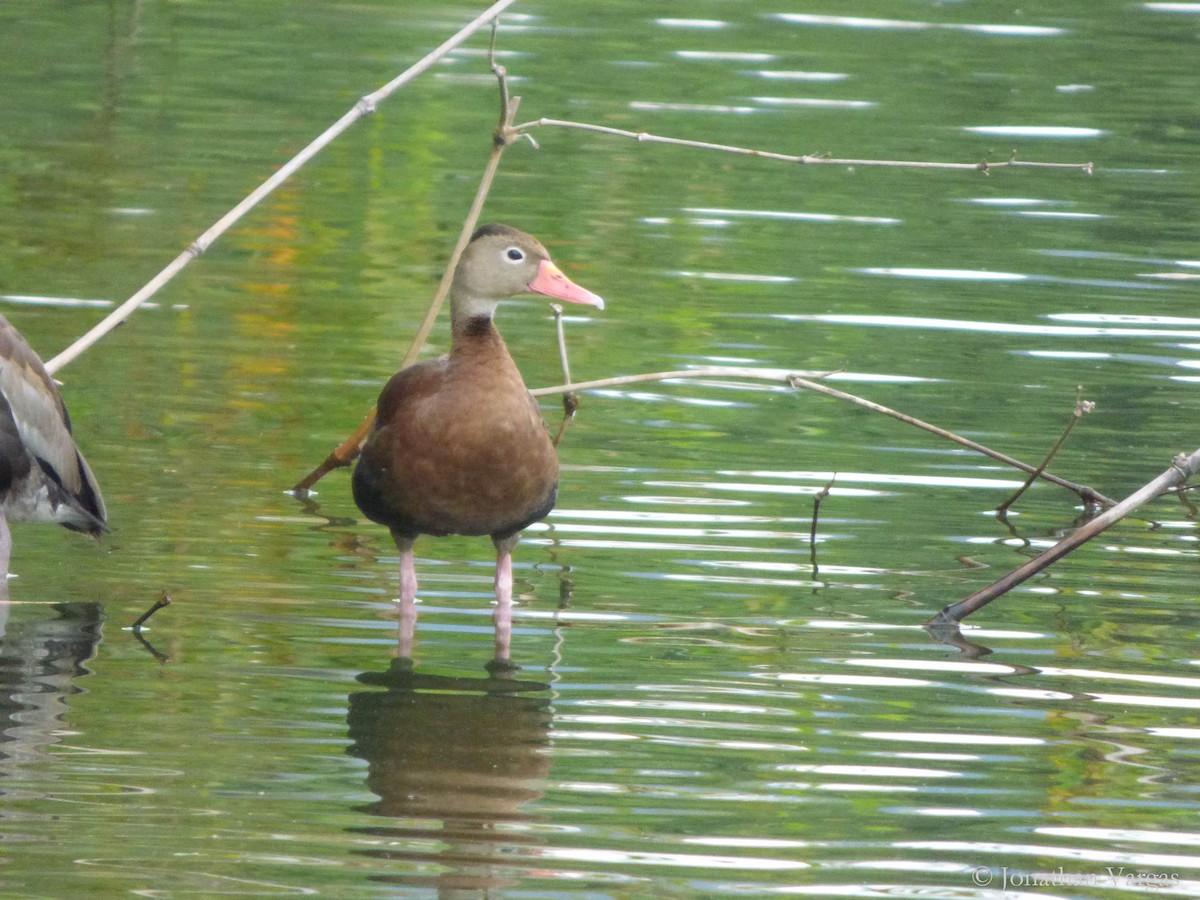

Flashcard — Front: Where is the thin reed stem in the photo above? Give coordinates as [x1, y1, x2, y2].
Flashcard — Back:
[510, 118, 1095, 174]
[290, 27, 522, 493]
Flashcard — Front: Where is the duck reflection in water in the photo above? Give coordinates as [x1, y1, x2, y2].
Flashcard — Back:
[0, 601, 102, 772]
[345, 609, 553, 895]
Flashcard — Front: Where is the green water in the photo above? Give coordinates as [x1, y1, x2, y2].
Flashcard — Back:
[3, 1, 1200, 897]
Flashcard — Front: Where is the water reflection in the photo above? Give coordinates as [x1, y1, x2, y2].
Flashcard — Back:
[0, 600, 101, 770]
[346, 631, 552, 895]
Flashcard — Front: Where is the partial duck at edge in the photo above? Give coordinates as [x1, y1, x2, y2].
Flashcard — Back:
[0, 315, 107, 582]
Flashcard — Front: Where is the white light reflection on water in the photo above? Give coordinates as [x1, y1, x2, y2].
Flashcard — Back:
[778, 764, 965, 779]
[753, 97, 876, 110]
[554, 509, 804, 525]
[717, 470, 1026, 490]
[860, 268, 1028, 281]
[683, 836, 810, 849]
[1039, 827, 1200, 847]
[537, 846, 810, 871]
[782, 314, 1199, 338]
[860, 732, 1046, 746]
[965, 125, 1107, 138]
[773, 13, 1066, 37]
[897, 840, 1200, 870]
[1036, 666, 1200, 690]
[967, 197, 1060, 206]
[852, 267, 1164, 292]
[675, 50, 774, 62]
[2, 294, 113, 307]
[1021, 350, 1111, 359]
[1038, 249, 1200, 269]
[532, 538, 804, 555]
[964, 127, 1104, 139]
[771, 673, 934, 688]
[1089, 694, 1200, 710]
[642, 481, 885, 498]
[753, 70, 848, 82]
[685, 206, 901, 225]
[1149, 728, 1200, 739]
[630, 101, 757, 114]
[844, 658, 1027, 677]
[986, 688, 1077, 701]
[655, 18, 726, 29]
[545, 523, 804, 540]
[673, 270, 798, 283]
[1008, 211, 1108, 220]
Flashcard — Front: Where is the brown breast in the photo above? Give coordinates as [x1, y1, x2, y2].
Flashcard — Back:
[353, 321, 559, 540]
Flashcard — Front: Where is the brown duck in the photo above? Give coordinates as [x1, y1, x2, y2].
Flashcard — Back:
[0, 315, 106, 580]
[352, 224, 604, 661]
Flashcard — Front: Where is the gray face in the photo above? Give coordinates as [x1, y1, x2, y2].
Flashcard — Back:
[452, 226, 549, 305]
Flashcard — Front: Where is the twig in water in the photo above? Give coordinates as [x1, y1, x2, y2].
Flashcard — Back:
[291, 27, 522, 494]
[509, 118, 1095, 175]
[810, 476, 836, 577]
[132, 591, 172, 631]
[47, 0, 520, 377]
[132, 629, 170, 664]
[550, 303, 578, 447]
[926, 447, 1200, 624]
[997, 387, 1095, 515]
[1174, 484, 1199, 519]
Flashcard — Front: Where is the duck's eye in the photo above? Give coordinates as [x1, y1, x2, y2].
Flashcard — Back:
[504, 247, 525, 263]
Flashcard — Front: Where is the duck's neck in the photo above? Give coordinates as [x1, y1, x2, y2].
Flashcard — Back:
[449, 293, 503, 347]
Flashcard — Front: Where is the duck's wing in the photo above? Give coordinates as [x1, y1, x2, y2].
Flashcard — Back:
[0, 317, 106, 530]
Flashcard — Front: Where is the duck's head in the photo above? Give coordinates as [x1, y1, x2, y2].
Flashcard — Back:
[451, 224, 605, 319]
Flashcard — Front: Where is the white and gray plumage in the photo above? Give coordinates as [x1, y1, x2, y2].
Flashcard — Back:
[0, 315, 106, 578]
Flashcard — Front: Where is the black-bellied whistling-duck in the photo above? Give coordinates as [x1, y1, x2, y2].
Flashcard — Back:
[0, 315, 107, 580]
[352, 224, 604, 661]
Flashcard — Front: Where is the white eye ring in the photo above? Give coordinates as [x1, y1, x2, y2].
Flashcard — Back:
[504, 247, 525, 263]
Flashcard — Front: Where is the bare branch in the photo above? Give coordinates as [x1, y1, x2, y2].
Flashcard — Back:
[928, 448, 1200, 624]
[997, 387, 1095, 514]
[510, 118, 1094, 174]
[530, 366, 1115, 507]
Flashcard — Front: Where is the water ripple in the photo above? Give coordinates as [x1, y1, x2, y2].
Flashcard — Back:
[784, 314, 1196, 338]
[773, 13, 1066, 37]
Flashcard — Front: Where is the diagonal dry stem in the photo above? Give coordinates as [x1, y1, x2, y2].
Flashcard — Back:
[47, 0, 521, 376]
[291, 26, 523, 493]
[997, 387, 1094, 514]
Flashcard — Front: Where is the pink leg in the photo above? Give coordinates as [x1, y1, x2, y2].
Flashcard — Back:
[394, 534, 418, 604]
[393, 533, 419, 658]
[395, 594, 417, 660]
[492, 534, 519, 662]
